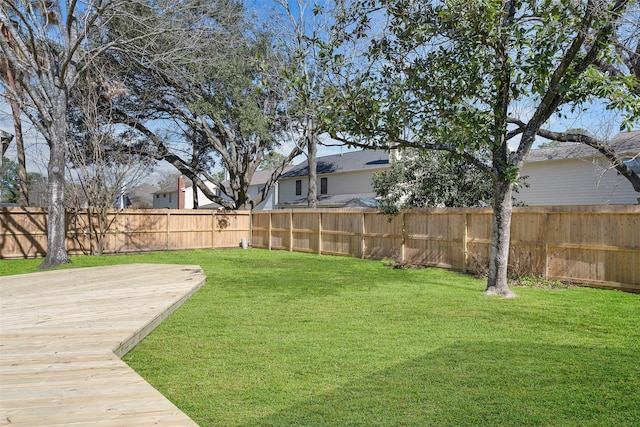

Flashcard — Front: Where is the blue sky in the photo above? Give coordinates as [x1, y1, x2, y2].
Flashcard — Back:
[1, 97, 635, 186]
[2, 0, 637, 184]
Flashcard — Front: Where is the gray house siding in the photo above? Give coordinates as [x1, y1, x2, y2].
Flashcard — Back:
[516, 132, 640, 206]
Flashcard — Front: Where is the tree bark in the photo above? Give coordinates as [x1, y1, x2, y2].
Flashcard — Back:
[2, 26, 29, 206]
[39, 94, 71, 269]
[485, 177, 517, 297]
[9, 98, 28, 206]
[307, 128, 318, 208]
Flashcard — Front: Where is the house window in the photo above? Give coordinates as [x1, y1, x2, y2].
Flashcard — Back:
[163, 194, 166, 198]
[156, 195, 159, 199]
[295, 180, 302, 196]
[169, 194, 172, 203]
[320, 177, 328, 195]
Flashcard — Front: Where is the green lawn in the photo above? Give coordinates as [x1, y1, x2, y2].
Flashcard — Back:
[2, 249, 639, 426]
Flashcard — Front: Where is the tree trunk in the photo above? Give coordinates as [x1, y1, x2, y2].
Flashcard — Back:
[97, 207, 107, 256]
[193, 186, 199, 209]
[88, 208, 97, 256]
[39, 96, 71, 269]
[307, 130, 318, 208]
[484, 0, 517, 298]
[1, 35, 29, 206]
[485, 177, 516, 298]
[9, 98, 28, 206]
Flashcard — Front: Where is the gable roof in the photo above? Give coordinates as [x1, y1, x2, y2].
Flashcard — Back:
[249, 169, 276, 186]
[342, 197, 380, 208]
[249, 166, 295, 186]
[525, 131, 640, 163]
[218, 166, 294, 190]
[278, 192, 379, 208]
[280, 149, 390, 179]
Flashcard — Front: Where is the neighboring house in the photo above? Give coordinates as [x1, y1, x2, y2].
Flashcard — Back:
[248, 168, 287, 210]
[517, 131, 640, 206]
[128, 183, 158, 209]
[277, 149, 390, 208]
[199, 168, 287, 210]
[152, 176, 220, 209]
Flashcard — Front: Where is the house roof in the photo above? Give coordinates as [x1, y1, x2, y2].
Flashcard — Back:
[278, 192, 379, 208]
[525, 131, 640, 163]
[196, 201, 225, 210]
[249, 166, 295, 186]
[280, 149, 390, 179]
[217, 166, 295, 190]
[250, 169, 275, 186]
[341, 198, 380, 208]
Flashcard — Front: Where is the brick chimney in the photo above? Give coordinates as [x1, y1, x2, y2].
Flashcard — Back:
[177, 175, 185, 209]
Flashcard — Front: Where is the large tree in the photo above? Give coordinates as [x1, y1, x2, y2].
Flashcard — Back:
[94, 1, 305, 210]
[0, 0, 203, 267]
[323, 0, 638, 296]
[270, 0, 338, 208]
[0, 0, 96, 267]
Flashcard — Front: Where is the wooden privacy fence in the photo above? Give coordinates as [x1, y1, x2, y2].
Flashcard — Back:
[251, 206, 640, 293]
[0, 207, 251, 258]
[2, 206, 639, 292]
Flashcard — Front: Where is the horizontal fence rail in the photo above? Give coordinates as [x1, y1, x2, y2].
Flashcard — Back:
[0, 208, 251, 258]
[1, 206, 638, 293]
[252, 206, 640, 293]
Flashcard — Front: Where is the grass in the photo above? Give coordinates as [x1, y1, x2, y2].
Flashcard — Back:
[2, 249, 639, 426]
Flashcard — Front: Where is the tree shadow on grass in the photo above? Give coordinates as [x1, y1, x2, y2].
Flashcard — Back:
[243, 341, 640, 427]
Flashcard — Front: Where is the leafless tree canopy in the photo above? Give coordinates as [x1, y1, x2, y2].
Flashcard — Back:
[0, 0, 224, 267]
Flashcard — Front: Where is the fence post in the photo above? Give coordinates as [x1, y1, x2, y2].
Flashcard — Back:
[462, 212, 468, 273]
[542, 212, 549, 280]
[114, 209, 119, 254]
[248, 210, 253, 247]
[401, 211, 406, 263]
[211, 211, 216, 249]
[318, 211, 322, 255]
[166, 211, 171, 251]
[289, 210, 293, 252]
[361, 211, 366, 259]
[268, 211, 273, 251]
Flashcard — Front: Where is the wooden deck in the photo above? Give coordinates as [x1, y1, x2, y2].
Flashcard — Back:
[0, 264, 206, 426]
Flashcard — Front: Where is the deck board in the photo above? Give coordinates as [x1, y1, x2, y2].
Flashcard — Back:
[0, 264, 205, 426]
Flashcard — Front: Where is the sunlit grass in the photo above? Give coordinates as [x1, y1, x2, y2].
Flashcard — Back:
[2, 249, 639, 426]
